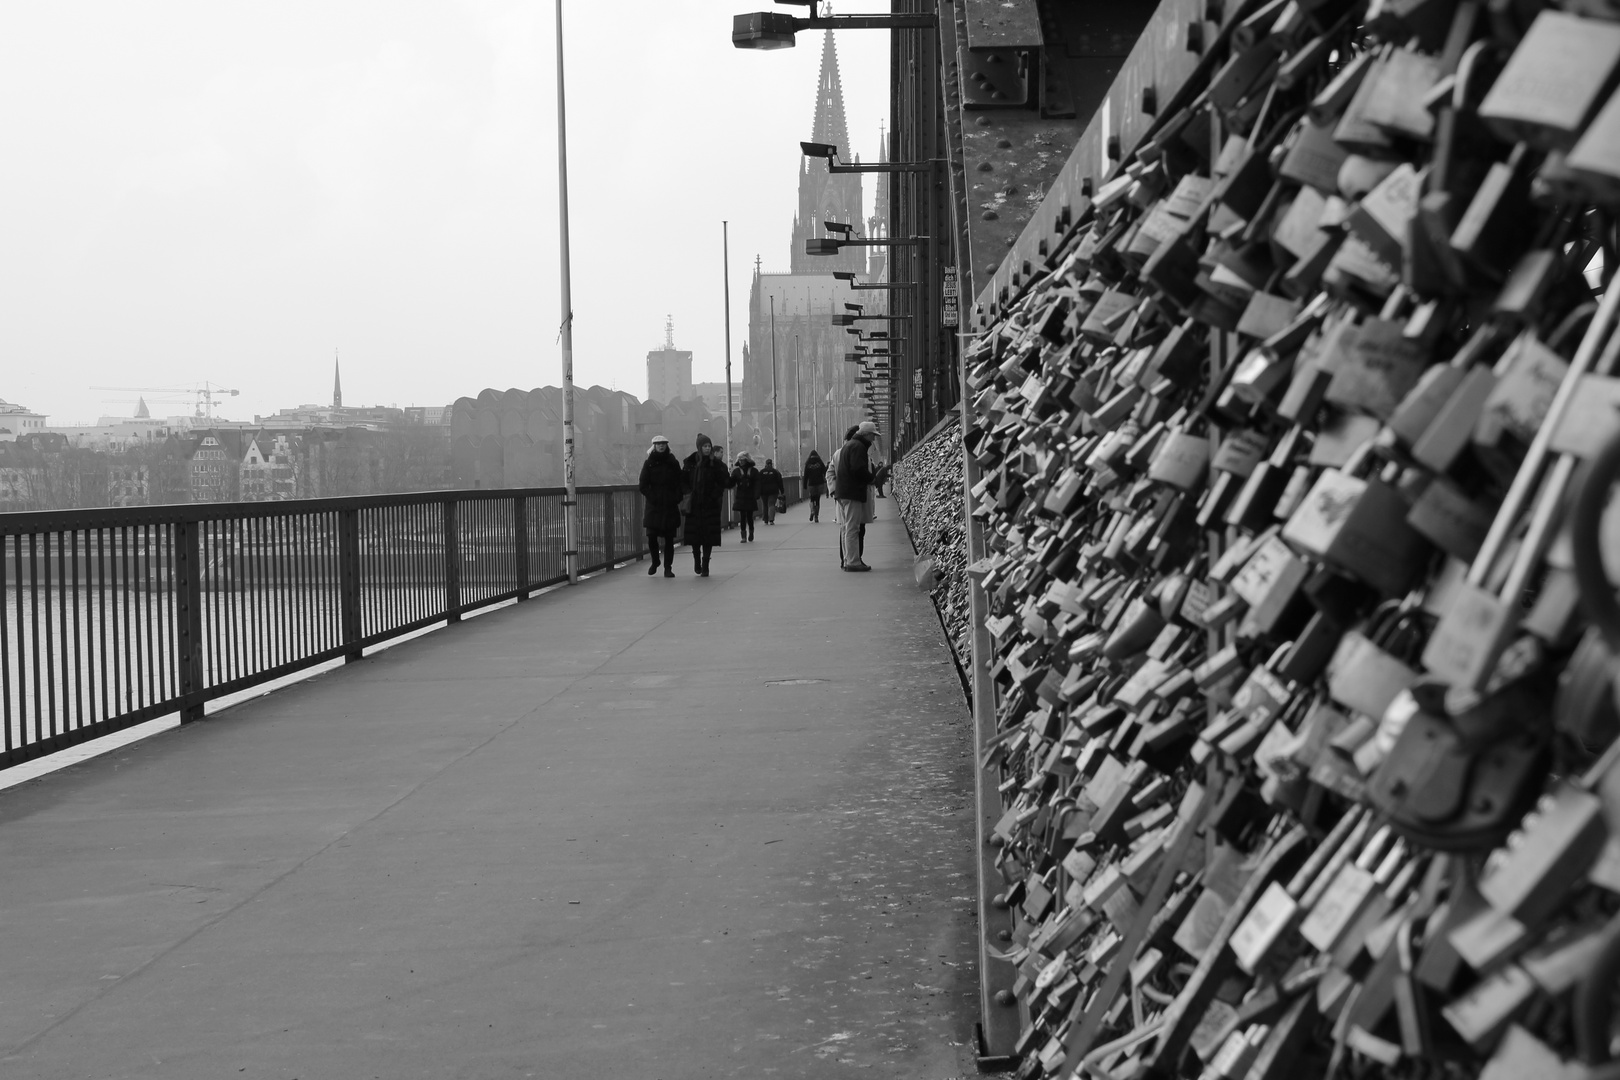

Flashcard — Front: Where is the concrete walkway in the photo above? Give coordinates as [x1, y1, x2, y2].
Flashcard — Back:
[0, 509, 980, 1080]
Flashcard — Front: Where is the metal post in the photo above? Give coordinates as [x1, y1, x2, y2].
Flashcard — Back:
[794, 334, 803, 469]
[513, 495, 530, 600]
[723, 221, 735, 457]
[810, 343, 820, 460]
[603, 491, 615, 570]
[769, 296, 780, 466]
[175, 520, 205, 722]
[555, 0, 581, 585]
[339, 507, 363, 655]
[444, 499, 461, 622]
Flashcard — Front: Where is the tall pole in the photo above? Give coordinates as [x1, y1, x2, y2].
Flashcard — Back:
[811, 347, 820, 459]
[793, 334, 803, 469]
[554, 0, 579, 584]
[722, 221, 734, 458]
[769, 296, 780, 466]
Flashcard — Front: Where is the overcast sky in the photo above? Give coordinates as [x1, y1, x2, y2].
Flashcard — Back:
[0, 1, 891, 425]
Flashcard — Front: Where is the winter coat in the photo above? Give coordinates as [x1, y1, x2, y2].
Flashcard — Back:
[758, 466, 784, 498]
[731, 463, 762, 512]
[638, 448, 687, 537]
[682, 450, 733, 546]
[802, 454, 828, 490]
[834, 436, 873, 500]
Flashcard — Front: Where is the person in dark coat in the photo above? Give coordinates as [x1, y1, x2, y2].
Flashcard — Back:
[835, 421, 878, 572]
[731, 453, 762, 542]
[758, 458, 784, 525]
[802, 450, 828, 522]
[682, 432, 732, 577]
[638, 434, 686, 577]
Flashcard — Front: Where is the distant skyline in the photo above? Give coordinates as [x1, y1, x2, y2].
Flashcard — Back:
[0, 2, 892, 426]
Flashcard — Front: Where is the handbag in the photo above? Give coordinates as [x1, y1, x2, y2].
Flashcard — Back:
[775, 494, 787, 514]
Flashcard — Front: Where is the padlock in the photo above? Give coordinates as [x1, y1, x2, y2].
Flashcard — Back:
[1282, 462, 1431, 597]
[1365, 672, 1552, 852]
[1476, 10, 1620, 151]
[1324, 601, 1427, 722]
[1322, 316, 1431, 420]
[1426, 286, 1620, 689]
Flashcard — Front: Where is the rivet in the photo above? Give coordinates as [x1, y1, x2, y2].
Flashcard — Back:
[977, 161, 994, 172]
[996, 138, 1012, 148]
[981, 210, 999, 220]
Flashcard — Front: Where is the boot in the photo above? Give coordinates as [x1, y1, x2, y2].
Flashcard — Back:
[648, 558, 659, 576]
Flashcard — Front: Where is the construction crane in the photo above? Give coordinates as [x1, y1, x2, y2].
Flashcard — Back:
[88, 382, 241, 420]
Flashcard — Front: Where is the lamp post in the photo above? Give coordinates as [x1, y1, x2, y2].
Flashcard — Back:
[799, 142, 938, 174]
[731, 3, 935, 49]
[554, 0, 579, 585]
[722, 221, 734, 459]
[793, 333, 803, 470]
[769, 295, 780, 467]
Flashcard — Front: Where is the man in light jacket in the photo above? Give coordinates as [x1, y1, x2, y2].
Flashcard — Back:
[834, 421, 878, 572]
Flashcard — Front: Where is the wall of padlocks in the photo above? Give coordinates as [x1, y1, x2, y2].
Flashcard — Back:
[937, 0, 1620, 1076]
[891, 416, 972, 676]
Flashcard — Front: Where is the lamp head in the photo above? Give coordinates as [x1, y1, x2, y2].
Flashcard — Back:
[799, 141, 838, 159]
[844, 303, 862, 313]
[804, 238, 841, 256]
[822, 220, 853, 236]
[731, 12, 797, 48]
[832, 271, 855, 282]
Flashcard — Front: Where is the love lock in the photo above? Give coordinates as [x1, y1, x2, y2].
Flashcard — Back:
[1570, 418, 1620, 725]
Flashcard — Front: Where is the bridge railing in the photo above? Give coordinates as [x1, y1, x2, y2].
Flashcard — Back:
[0, 486, 642, 771]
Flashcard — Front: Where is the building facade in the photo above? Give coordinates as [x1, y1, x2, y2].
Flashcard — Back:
[0, 400, 48, 442]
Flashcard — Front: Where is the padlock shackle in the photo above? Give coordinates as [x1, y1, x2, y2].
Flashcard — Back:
[1574, 910, 1620, 1066]
[1547, 300, 1600, 356]
[1571, 425, 1620, 653]
[1471, 280, 1620, 588]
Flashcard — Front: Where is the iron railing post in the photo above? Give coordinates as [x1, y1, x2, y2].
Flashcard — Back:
[603, 491, 614, 571]
[175, 520, 205, 722]
[444, 499, 461, 623]
[339, 508, 362, 660]
[513, 495, 529, 600]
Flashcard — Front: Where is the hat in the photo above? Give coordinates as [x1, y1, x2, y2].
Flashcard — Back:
[857, 420, 879, 437]
[695, 432, 712, 448]
[650, 434, 669, 446]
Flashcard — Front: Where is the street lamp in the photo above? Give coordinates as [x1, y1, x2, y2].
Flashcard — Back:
[831, 312, 913, 326]
[732, 2, 936, 50]
[806, 234, 927, 257]
[800, 141, 938, 174]
[831, 271, 921, 292]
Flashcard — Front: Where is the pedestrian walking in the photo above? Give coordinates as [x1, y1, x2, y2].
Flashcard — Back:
[638, 434, 686, 577]
[682, 433, 732, 577]
[758, 459, 784, 525]
[835, 421, 878, 572]
[731, 453, 761, 542]
[802, 450, 828, 522]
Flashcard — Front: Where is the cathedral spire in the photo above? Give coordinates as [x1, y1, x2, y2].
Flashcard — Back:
[790, 31, 863, 274]
[810, 30, 851, 154]
[333, 352, 343, 409]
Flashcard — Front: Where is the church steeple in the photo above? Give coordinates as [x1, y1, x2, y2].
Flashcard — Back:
[333, 352, 343, 409]
[810, 29, 851, 153]
[790, 30, 863, 275]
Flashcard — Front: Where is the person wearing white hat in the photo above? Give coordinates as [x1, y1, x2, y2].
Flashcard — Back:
[834, 422, 879, 571]
[638, 435, 685, 577]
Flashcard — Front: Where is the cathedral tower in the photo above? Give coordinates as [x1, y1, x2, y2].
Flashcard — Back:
[789, 31, 865, 275]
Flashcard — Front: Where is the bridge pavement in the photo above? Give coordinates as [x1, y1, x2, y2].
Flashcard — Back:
[0, 510, 981, 1079]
